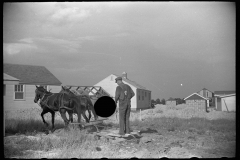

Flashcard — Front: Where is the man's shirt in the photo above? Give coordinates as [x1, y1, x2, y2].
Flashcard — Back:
[115, 83, 135, 103]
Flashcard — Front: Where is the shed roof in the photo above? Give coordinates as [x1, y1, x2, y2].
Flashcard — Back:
[4, 63, 62, 85]
[113, 74, 149, 90]
[215, 93, 236, 98]
[197, 88, 213, 93]
[184, 92, 208, 101]
[214, 91, 235, 96]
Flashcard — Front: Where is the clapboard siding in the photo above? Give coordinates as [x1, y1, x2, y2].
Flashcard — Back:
[48, 85, 62, 93]
[4, 85, 37, 111]
[4, 84, 62, 111]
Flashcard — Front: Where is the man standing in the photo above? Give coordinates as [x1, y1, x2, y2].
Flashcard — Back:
[115, 76, 135, 136]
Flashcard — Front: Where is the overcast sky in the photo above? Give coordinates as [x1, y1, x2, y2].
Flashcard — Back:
[3, 2, 235, 99]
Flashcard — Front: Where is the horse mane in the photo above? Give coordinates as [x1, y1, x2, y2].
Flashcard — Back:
[37, 86, 52, 94]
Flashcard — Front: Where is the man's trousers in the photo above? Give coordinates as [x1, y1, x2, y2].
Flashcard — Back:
[118, 101, 131, 135]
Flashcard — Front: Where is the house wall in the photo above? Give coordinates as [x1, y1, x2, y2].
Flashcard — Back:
[185, 99, 206, 111]
[136, 89, 151, 110]
[166, 101, 176, 106]
[216, 97, 221, 111]
[4, 84, 62, 111]
[198, 90, 213, 98]
[221, 96, 235, 112]
[4, 84, 38, 111]
[94, 74, 151, 110]
[48, 85, 62, 93]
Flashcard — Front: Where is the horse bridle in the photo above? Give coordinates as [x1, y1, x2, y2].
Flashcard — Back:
[36, 89, 53, 110]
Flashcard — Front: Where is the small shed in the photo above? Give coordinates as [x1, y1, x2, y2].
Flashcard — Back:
[214, 91, 235, 112]
[184, 93, 208, 112]
[166, 98, 176, 106]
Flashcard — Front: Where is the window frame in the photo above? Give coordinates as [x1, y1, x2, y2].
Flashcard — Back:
[14, 84, 25, 101]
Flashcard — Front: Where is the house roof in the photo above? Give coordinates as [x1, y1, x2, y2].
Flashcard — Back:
[215, 93, 236, 98]
[184, 92, 208, 101]
[214, 91, 235, 96]
[3, 73, 19, 85]
[197, 88, 213, 93]
[4, 63, 62, 85]
[112, 74, 148, 90]
[4, 73, 19, 81]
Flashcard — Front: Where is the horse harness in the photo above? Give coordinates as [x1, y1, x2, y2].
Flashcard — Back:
[37, 90, 74, 111]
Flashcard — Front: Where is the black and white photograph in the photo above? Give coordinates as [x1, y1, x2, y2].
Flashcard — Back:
[4, 2, 235, 158]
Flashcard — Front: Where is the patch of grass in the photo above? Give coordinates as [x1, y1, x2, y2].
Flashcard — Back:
[5, 118, 65, 135]
[130, 117, 235, 135]
[4, 128, 98, 158]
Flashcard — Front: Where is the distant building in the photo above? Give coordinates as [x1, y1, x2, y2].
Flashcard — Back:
[4, 63, 62, 111]
[166, 98, 176, 106]
[197, 88, 213, 99]
[94, 72, 151, 110]
[184, 93, 208, 112]
[214, 91, 235, 112]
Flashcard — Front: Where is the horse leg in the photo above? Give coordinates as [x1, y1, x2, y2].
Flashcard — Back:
[68, 111, 73, 123]
[90, 105, 98, 121]
[41, 108, 49, 127]
[87, 105, 92, 121]
[76, 107, 83, 129]
[59, 108, 69, 127]
[82, 105, 90, 123]
[50, 110, 55, 132]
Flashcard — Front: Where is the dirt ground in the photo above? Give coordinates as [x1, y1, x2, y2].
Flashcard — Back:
[4, 104, 236, 158]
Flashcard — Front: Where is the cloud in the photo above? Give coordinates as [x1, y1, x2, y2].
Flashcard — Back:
[76, 32, 130, 41]
[3, 43, 38, 55]
[19, 38, 34, 43]
[50, 7, 91, 24]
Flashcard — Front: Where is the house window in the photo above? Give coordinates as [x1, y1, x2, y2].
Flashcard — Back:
[206, 92, 208, 97]
[14, 84, 25, 100]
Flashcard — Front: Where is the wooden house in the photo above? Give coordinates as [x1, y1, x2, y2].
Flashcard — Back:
[4, 63, 62, 111]
[184, 92, 208, 112]
[166, 98, 176, 106]
[214, 91, 235, 112]
[94, 72, 151, 110]
[197, 88, 213, 99]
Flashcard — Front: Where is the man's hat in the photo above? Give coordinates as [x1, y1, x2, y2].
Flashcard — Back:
[115, 77, 122, 83]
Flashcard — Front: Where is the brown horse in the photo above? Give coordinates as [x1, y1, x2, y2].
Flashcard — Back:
[34, 86, 89, 130]
[60, 86, 98, 121]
